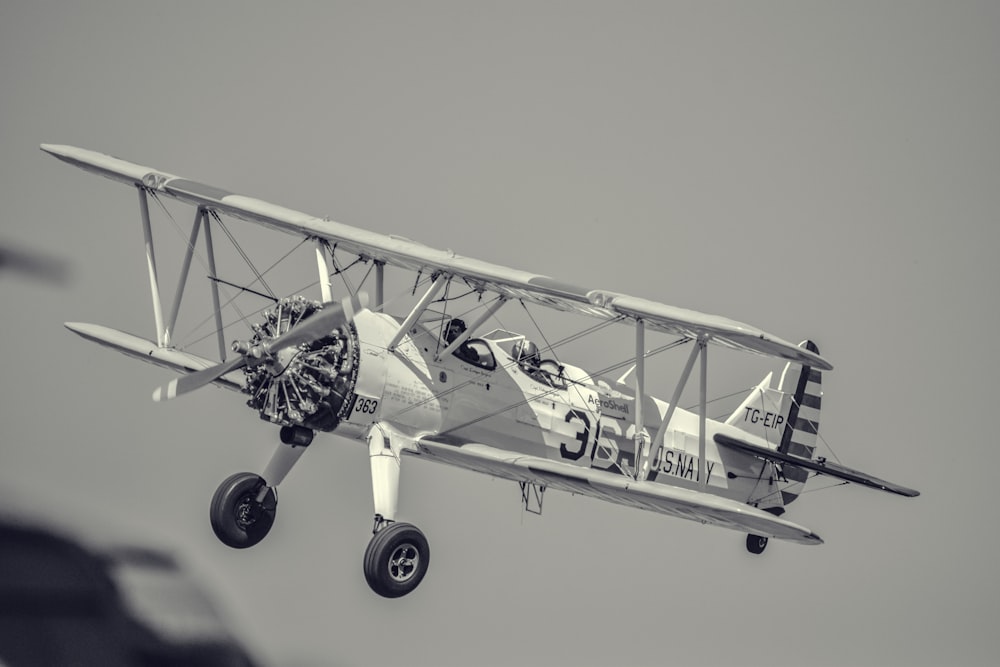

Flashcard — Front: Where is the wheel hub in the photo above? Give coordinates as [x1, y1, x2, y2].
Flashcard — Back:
[235, 496, 260, 529]
[389, 543, 419, 582]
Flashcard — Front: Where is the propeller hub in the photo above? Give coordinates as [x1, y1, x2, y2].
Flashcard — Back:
[274, 346, 300, 373]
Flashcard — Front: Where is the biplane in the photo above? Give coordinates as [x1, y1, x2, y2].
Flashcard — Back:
[42, 144, 918, 598]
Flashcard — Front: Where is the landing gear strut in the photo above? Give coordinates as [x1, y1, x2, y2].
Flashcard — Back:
[360, 422, 429, 597]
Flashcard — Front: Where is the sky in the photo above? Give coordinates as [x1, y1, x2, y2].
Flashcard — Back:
[2, 2, 999, 665]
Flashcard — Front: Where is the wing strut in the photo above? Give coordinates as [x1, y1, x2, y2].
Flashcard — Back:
[639, 338, 698, 481]
[165, 207, 205, 347]
[633, 320, 648, 480]
[137, 186, 167, 347]
[387, 274, 448, 353]
[374, 261, 385, 310]
[314, 238, 333, 303]
[699, 336, 708, 489]
[638, 335, 710, 486]
[202, 211, 227, 362]
[133, 194, 228, 360]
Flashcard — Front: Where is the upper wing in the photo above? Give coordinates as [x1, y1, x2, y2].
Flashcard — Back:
[414, 436, 823, 545]
[42, 144, 831, 370]
[715, 433, 920, 497]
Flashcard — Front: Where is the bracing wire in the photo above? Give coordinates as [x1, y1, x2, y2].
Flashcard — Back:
[786, 392, 844, 466]
[146, 193, 252, 341]
[211, 211, 276, 299]
[177, 232, 309, 347]
[182, 251, 427, 350]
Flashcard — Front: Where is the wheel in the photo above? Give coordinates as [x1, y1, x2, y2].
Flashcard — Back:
[210, 472, 277, 549]
[746, 534, 768, 554]
[363, 522, 430, 598]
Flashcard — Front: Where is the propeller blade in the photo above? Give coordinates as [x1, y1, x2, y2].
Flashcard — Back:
[265, 292, 369, 354]
[152, 292, 368, 403]
[152, 355, 247, 402]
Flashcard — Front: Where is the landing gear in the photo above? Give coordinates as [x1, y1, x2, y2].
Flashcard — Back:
[363, 521, 430, 598]
[210, 473, 277, 549]
[209, 427, 312, 549]
[363, 422, 429, 597]
[746, 534, 769, 555]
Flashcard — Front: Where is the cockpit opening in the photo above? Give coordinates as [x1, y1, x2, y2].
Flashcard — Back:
[442, 318, 496, 370]
[488, 331, 567, 389]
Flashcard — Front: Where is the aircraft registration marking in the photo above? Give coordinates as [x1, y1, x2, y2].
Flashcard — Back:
[740, 407, 784, 430]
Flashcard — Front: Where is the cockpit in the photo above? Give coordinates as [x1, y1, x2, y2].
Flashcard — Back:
[441, 318, 496, 370]
[437, 321, 567, 386]
[480, 330, 567, 388]
[454, 339, 495, 370]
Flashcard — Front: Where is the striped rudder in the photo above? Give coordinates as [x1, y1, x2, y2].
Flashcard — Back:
[776, 340, 823, 505]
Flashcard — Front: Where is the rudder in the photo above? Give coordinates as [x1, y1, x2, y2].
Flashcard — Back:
[725, 340, 823, 507]
[776, 340, 822, 505]
[778, 340, 822, 458]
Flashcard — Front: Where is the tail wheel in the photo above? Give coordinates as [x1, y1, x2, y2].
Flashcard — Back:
[210, 473, 277, 549]
[363, 523, 429, 598]
[746, 534, 769, 555]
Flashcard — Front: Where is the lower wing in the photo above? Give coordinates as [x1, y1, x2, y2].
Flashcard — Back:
[413, 436, 822, 545]
[64, 322, 242, 392]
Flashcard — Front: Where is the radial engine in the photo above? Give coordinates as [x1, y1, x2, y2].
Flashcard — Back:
[239, 296, 359, 431]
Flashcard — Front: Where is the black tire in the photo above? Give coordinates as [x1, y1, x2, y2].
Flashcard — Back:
[746, 533, 768, 555]
[363, 523, 429, 598]
[210, 473, 277, 549]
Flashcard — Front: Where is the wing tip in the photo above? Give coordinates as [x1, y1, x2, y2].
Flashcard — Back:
[805, 531, 824, 545]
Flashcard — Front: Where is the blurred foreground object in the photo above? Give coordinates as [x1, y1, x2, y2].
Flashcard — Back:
[0, 243, 69, 284]
[0, 489, 257, 667]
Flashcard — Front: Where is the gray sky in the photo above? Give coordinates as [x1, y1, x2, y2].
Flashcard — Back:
[2, 2, 998, 665]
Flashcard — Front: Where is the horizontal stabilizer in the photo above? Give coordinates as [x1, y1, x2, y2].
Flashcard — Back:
[714, 433, 919, 497]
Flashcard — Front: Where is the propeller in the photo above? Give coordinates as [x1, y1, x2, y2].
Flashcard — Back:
[262, 291, 367, 354]
[152, 355, 248, 402]
[152, 292, 369, 402]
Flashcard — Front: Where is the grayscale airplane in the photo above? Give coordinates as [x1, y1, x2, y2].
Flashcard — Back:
[43, 144, 918, 598]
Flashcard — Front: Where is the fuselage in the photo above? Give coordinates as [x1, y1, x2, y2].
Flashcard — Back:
[313, 310, 784, 509]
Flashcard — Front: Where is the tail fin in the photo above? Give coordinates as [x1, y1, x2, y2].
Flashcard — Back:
[777, 340, 823, 460]
[726, 340, 823, 506]
[724, 371, 790, 448]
